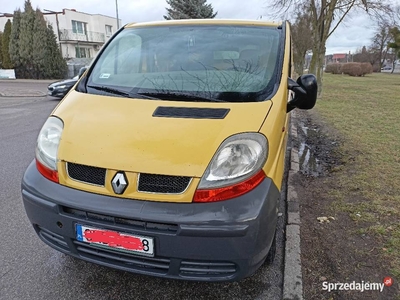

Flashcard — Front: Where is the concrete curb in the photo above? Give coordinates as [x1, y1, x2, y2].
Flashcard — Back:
[283, 112, 303, 300]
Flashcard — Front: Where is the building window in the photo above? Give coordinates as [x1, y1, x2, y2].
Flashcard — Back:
[75, 47, 91, 58]
[105, 25, 112, 37]
[72, 20, 86, 34]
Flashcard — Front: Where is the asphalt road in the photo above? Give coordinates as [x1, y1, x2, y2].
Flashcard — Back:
[0, 81, 287, 300]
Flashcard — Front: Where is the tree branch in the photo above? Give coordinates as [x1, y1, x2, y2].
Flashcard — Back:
[327, 2, 355, 38]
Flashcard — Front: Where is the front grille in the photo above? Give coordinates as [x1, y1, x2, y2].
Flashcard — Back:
[180, 260, 237, 277]
[62, 207, 179, 234]
[66, 162, 190, 194]
[138, 173, 191, 194]
[74, 240, 170, 274]
[67, 162, 106, 186]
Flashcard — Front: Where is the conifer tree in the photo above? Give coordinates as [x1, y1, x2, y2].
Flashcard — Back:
[0, 32, 3, 69]
[164, 0, 217, 20]
[388, 27, 400, 73]
[45, 24, 67, 79]
[19, 0, 36, 76]
[9, 3, 66, 78]
[2, 20, 13, 69]
[389, 27, 400, 59]
[32, 9, 48, 78]
[9, 9, 22, 70]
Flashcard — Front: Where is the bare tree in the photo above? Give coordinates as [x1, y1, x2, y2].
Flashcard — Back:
[395, 5, 400, 25]
[291, 7, 313, 76]
[369, 19, 393, 70]
[353, 46, 370, 63]
[271, 0, 392, 95]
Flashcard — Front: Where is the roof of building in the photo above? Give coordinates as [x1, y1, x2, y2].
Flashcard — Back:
[333, 53, 347, 60]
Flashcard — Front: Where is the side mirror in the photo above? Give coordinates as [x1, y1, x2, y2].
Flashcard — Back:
[78, 67, 88, 78]
[287, 74, 317, 113]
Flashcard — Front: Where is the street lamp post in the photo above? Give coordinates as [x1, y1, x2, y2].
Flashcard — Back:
[115, 0, 120, 29]
[44, 9, 62, 56]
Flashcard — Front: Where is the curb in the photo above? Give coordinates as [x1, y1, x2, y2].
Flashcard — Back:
[283, 112, 303, 300]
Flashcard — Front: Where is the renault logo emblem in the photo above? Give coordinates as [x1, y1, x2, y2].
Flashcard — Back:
[111, 172, 128, 194]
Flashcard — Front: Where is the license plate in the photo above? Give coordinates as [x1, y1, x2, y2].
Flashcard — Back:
[76, 224, 154, 256]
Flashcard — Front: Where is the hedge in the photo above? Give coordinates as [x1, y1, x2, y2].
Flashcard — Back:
[325, 62, 373, 77]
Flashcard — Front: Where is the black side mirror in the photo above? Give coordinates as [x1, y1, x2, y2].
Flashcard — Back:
[287, 74, 318, 113]
[78, 67, 88, 78]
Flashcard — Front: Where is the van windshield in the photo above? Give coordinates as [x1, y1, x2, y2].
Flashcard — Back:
[87, 24, 282, 102]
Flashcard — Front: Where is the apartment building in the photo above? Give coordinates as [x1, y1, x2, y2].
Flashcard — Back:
[0, 8, 120, 60]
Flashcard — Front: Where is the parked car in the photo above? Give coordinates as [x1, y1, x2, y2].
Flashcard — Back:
[21, 19, 317, 282]
[381, 66, 392, 71]
[47, 76, 78, 98]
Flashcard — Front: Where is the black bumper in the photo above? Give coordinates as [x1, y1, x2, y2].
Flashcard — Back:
[21, 160, 280, 282]
[47, 87, 71, 98]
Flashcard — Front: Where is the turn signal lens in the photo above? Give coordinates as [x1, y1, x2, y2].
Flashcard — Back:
[36, 159, 59, 183]
[193, 169, 266, 202]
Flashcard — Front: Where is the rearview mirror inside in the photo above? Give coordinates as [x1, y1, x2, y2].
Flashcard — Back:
[287, 74, 317, 113]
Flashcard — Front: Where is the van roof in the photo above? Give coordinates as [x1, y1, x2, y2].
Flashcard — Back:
[125, 19, 282, 28]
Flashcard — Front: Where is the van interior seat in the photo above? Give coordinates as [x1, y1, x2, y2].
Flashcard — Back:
[235, 49, 265, 72]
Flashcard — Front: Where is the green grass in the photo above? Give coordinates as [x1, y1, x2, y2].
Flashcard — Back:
[316, 72, 400, 279]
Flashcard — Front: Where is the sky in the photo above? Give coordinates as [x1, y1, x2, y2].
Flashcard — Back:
[0, 0, 397, 54]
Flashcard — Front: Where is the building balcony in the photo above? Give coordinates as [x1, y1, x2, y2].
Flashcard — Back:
[59, 29, 105, 43]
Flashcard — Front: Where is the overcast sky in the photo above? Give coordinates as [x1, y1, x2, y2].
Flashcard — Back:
[1, 0, 397, 54]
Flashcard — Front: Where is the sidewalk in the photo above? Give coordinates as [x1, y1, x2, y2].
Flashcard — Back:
[0, 79, 52, 97]
[0, 79, 56, 83]
[0, 89, 47, 97]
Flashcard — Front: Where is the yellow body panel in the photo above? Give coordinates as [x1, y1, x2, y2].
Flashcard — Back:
[54, 92, 272, 202]
[259, 22, 291, 190]
[55, 91, 272, 177]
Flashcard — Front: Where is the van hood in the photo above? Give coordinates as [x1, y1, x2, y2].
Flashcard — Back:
[55, 91, 272, 177]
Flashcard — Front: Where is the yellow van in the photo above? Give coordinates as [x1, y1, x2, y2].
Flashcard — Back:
[21, 19, 317, 281]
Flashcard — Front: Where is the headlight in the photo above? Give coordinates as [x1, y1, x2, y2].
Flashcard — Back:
[55, 85, 67, 89]
[36, 117, 63, 171]
[198, 133, 268, 189]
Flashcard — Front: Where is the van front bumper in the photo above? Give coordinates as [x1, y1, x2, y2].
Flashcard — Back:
[21, 160, 280, 282]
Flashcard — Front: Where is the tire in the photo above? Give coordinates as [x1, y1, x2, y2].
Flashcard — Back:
[265, 231, 277, 265]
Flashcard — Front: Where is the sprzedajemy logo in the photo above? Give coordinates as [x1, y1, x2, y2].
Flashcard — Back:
[322, 277, 393, 293]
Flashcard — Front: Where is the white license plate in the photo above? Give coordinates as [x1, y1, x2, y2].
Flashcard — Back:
[76, 224, 154, 256]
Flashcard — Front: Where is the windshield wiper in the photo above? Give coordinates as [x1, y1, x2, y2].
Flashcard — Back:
[137, 92, 225, 103]
[87, 85, 130, 96]
[87, 85, 160, 100]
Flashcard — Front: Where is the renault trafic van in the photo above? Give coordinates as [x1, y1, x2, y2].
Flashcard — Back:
[22, 19, 317, 282]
